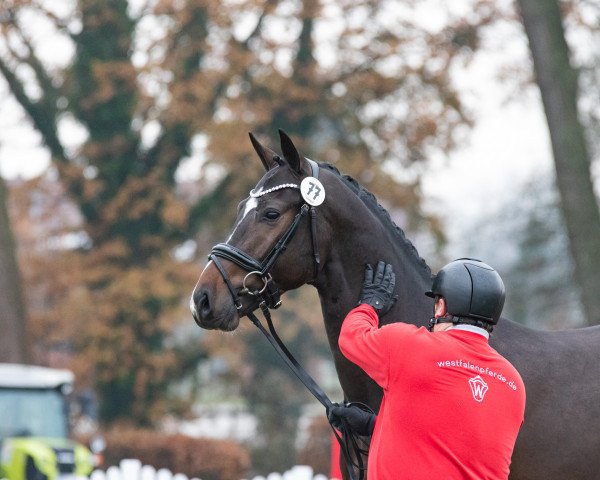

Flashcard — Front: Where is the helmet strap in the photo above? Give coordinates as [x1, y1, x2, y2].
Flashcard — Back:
[428, 315, 494, 334]
[428, 315, 453, 332]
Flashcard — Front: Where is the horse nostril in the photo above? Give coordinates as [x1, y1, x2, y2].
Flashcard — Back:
[193, 288, 212, 322]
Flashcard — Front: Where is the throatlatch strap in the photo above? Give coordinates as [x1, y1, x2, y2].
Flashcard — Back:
[309, 207, 320, 278]
[306, 158, 321, 280]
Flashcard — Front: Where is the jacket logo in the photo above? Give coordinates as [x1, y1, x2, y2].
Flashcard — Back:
[468, 375, 489, 402]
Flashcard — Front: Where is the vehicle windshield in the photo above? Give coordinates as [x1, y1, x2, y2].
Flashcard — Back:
[0, 388, 68, 439]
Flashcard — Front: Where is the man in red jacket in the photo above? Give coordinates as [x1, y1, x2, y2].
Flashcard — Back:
[330, 259, 526, 480]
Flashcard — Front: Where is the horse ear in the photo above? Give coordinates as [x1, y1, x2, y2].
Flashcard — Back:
[279, 129, 308, 175]
[249, 132, 282, 171]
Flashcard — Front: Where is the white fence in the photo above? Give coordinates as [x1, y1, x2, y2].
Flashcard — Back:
[89, 459, 331, 480]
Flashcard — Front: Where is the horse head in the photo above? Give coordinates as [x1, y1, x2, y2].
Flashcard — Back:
[190, 130, 328, 331]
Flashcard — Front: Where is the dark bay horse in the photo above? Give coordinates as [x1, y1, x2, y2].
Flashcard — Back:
[191, 130, 600, 480]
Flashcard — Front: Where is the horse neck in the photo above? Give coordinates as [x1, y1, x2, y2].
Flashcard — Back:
[314, 177, 433, 337]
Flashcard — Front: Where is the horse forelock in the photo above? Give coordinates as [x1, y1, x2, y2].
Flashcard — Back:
[248, 165, 294, 196]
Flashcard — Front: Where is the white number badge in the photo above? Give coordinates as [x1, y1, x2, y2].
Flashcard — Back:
[300, 177, 326, 206]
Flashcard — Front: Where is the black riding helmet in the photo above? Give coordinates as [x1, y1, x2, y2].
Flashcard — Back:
[426, 258, 505, 325]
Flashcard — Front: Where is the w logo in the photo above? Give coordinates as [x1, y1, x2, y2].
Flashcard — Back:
[469, 375, 489, 402]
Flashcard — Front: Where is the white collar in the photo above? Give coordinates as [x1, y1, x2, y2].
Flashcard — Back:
[450, 324, 490, 340]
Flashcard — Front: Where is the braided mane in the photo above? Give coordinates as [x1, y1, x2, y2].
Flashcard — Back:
[319, 163, 432, 277]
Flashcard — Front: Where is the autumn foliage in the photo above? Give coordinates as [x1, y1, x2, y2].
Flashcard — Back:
[0, 0, 492, 429]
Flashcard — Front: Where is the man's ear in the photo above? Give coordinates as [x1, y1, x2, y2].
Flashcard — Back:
[434, 297, 447, 318]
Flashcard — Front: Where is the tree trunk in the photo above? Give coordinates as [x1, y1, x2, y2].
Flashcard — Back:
[0, 176, 29, 362]
[517, 0, 600, 326]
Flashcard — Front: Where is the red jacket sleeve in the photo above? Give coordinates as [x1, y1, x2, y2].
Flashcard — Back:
[338, 304, 390, 389]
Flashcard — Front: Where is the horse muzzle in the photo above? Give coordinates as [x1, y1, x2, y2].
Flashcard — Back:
[190, 286, 242, 331]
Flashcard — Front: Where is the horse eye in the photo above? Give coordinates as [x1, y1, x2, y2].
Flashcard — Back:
[263, 209, 280, 221]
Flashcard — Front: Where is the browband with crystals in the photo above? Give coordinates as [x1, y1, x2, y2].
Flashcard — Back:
[250, 183, 299, 198]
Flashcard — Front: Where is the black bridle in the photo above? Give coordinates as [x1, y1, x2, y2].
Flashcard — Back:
[208, 158, 322, 313]
[208, 159, 369, 480]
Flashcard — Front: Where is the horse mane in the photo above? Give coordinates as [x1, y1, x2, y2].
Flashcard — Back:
[319, 163, 432, 277]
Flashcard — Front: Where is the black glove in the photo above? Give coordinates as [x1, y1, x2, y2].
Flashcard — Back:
[328, 403, 376, 436]
[358, 261, 396, 315]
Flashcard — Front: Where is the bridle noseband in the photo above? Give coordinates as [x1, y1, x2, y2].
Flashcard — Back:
[208, 159, 322, 314]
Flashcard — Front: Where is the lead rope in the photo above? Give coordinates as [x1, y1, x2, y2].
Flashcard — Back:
[247, 302, 370, 480]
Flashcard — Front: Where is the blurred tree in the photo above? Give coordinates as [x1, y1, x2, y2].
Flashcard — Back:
[517, 0, 600, 325]
[7, 174, 91, 368]
[6, 172, 208, 424]
[206, 0, 491, 234]
[462, 174, 586, 330]
[0, 0, 214, 425]
[508, 187, 586, 330]
[0, 175, 29, 362]
[0, 0, 489, 430]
